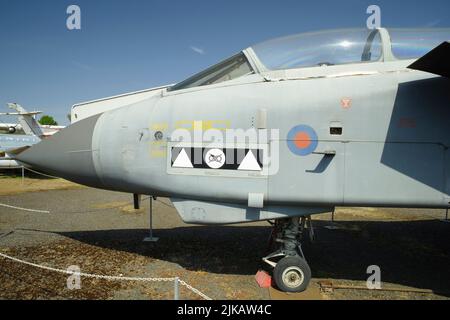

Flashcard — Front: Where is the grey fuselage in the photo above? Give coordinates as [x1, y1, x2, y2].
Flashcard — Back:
[95, 62, 450, 207]
[17, 30, 450, 224]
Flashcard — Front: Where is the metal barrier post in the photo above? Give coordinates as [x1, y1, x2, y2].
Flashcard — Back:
[174, 277, 179, 300]
[143, 196, 159, 242]
[442, 208, 449, 223]
[324, 208, 341, 230]
[21, 166, 24, 185]
[133, 194, 141, 210]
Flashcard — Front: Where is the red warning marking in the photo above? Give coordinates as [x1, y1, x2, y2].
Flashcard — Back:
[341, 98, 352, 109]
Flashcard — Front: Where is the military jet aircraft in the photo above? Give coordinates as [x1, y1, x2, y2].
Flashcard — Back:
[16, 28, 450, 292]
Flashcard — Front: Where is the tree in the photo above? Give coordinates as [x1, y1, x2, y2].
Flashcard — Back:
[39, 115, 58, 126]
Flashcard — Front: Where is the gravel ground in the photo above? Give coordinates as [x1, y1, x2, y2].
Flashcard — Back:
[0, 182, 449, 300]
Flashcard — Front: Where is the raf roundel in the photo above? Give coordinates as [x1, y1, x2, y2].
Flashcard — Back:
[287, 125, 319, 156]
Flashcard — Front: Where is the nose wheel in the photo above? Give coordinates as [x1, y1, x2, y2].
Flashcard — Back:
[263, 217, 313, 293]
[273, 256, 311, 292]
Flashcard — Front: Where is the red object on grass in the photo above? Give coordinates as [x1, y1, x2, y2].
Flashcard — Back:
[255, 270, 272, 288]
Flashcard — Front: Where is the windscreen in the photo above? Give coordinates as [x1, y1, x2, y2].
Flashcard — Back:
[170, 53, 253, 91]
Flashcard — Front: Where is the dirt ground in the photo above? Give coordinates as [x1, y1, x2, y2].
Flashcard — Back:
[0, 174, 82, 196]
[0, 176, 449, 300]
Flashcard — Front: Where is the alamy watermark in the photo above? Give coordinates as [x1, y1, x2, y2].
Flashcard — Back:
[66, 5, 81, 30]
[367, 5, 381, 29]
[67, 265, 81, 290]
[366, 265, 382, 290]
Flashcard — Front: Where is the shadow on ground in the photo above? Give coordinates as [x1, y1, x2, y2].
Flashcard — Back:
[25, 219, 449, 296]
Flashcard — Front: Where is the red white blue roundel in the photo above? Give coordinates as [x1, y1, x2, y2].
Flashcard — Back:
[287, 125, 318, 156]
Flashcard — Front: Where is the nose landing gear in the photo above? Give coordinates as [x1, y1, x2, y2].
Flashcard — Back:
[263, 217, 313, 293]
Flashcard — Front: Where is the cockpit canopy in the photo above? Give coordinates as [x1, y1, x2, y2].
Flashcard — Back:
[253, 28, 450, 70]
[170, 28, 450, 92]
[252, 29, 383, 70]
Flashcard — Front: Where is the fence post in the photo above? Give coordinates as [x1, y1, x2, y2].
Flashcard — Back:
[21, 166, 25, 185]
[174, 277, 179, 300]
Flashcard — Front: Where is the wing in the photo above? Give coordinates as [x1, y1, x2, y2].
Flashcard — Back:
[408, 41, 450, 78]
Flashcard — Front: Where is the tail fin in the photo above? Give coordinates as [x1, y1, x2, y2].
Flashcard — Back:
[7, 103, 44, 137]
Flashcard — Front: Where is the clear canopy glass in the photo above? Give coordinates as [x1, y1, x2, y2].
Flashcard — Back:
[389, 29, 450, 60]
[251, 29, 383, 70]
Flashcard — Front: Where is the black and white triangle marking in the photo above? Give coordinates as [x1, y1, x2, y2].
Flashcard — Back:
[171, 147, 263, 171]
[172, 148, 193, 168]
[238, 150, 261, 171]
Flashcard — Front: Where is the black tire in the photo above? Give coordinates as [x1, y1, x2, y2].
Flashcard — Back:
[273, 256, 311, 293]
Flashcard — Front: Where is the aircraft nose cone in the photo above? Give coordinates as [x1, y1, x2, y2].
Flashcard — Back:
[17, 114, 104, 188]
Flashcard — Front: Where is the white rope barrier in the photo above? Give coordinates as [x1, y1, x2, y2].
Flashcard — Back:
[2, 168, 213, 299]
[0, 195, 153, 215]
[0, 251, 212, 300]
[178, 279, 213, 300]
[22, 167, 60, 179]
[0, 203, 50, 214]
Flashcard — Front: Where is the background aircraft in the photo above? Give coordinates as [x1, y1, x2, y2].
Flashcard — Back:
[16, 28, 450, 292]
[0, 103, 63, 168]
[0, 103, 65, 136]
[0, 123, 65, 136]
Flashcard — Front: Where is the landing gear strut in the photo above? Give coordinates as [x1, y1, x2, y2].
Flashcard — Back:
[263, 217, 313, 293]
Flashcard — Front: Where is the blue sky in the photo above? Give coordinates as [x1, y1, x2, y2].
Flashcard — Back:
[0, 0, 449, 125]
